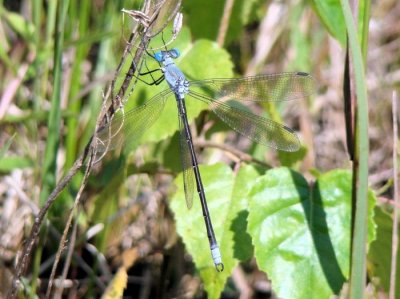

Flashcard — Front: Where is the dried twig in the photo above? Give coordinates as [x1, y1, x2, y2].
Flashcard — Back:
[217, 0, 235, 47]
[232, 266, 253, 299]
[9, 153, 86, 298]
[245, 2, 288, 76]
[45, 150, 95, 298]
[390, 91, 399, 299]
[195, 139, 271, 169]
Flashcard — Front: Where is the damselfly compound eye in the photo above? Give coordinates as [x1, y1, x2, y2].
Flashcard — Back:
[154, 51, 164, 62]
[170, 48, 180, 58]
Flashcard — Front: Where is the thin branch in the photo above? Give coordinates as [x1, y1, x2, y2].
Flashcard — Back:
[245, 3, 288, 76]
[376, 196, 400, 209]
[195, 139, 271, 169]
[53, 217, 79, 299]
[390, 91, 399, 299]
[232, 266, 253, 299]
[217, 0, 235, 47]
[10, 152, 86, 298]
[46, 150, 95, 298]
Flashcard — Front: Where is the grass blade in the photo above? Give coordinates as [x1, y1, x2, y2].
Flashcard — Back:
[40, 1, 70, 206]
[339, 0, 370, 298]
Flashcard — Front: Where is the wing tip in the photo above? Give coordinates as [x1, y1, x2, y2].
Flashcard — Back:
[281, 125, 301, 152]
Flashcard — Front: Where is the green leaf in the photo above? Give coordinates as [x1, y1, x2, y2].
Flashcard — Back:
[247, 168, 376, 299]
[338, 1, 370, 297]
[179, 39, 234, 80]
[40, 1, 69, 209]
[0, 9, 35, 42]
[0, 156, 33, 172]
[160, 131, 183, 174]
[278, 145, 307, 168]
[170, 164, 258, 299]
[182, 0, 224, 40]
[310, 0, 346, 46]
[368, 207, 400, 298]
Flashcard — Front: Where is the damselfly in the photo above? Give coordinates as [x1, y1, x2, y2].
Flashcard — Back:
[95, 48, 314, 271]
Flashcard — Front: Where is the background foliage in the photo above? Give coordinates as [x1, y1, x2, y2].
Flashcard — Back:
[0, 0, 398, 298]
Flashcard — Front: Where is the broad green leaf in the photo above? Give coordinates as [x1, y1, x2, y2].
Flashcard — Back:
[278, 145, 307, 168]
[310, 0, 346, 46]
[247, 168, 376, 299]
[228, 164, 259, 261]
[159, 131, 183, 174]
[179, 39, 233, 80]
[170, 163, 258, 299]
[368, 207, 400, 298]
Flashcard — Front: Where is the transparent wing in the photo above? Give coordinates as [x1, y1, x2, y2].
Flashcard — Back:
[178, 113, 195, 209]
[188, 90, 300, 152]
[95, 89, 172, 154]
[190, 72, 315, 102]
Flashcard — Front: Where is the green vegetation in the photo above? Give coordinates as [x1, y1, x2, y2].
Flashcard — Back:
[0, 0, 398, 298]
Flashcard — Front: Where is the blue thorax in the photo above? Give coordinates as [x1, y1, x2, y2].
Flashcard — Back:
[153, 48, 189, 97]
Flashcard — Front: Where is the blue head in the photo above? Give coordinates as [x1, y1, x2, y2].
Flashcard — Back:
[154, 48, 180, 63]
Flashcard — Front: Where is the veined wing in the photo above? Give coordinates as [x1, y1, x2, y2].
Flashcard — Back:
[178, 113, 195, 209]
[190, 72, 315, 102]
[95, 89, 173, 154]
[188, 90, 300, 152]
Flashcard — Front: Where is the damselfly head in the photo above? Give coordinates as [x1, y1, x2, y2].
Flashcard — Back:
[154, 48, 180, 62]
